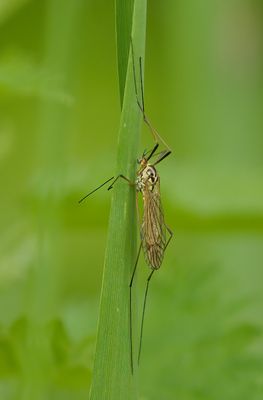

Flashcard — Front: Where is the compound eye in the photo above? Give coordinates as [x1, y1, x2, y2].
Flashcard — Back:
[146, 168, 151, 175]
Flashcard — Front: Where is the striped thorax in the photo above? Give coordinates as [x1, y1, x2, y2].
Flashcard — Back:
[136, 159, 158, 193]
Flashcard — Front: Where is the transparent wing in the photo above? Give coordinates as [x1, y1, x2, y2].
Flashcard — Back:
[141, 179, 166, 269]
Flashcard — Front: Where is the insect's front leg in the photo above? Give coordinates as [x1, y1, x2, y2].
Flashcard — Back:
[146, 143, 159, 161]
[107, 174, 134, 190]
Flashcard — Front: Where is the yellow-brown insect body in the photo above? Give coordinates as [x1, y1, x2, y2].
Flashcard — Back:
[136, 159, 166, 270]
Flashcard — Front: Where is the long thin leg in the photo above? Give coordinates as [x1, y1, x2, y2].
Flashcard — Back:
[129, 241, 143, 374]
[107, 174, 133, 190]
[136, 227, 173, 367]
[146, 143, 159, 162]
[139, 57, 145, 114]
[131, 39, 139, 102]
[142, 140, 171, 165]
[138, 59, 170, 149]
[164, 224, 173, 252]
[135, 192, 141, 228]
[79, 176, 114, 203]
[79, 174, 134, 203]
[138, 269, 155, 364]
[136, 227, 172, 365]
[153, 149, 171, 166]
[130, 40, 171, 152]
[142, 113, 171, 154]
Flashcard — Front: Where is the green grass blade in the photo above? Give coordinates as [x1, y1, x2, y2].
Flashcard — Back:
[89, 1, 147, 399]
[115, 0, 134, 107]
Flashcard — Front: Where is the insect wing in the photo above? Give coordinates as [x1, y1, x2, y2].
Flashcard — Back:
[141, 179, 166, 269]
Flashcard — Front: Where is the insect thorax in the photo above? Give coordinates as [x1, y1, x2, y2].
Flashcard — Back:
[136, 165, 158, 192]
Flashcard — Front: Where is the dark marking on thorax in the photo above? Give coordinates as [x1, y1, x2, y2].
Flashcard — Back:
[136, 165, 158, 192]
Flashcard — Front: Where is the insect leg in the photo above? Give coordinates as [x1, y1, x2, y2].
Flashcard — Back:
[131, 40, 146, 118]
[138, 269, 155, 365]
[78, 176, 114, 203]
[146, 143, 159, 162]
[129, 241, 143, 374]
[131, 39, 139, 104]
[107, 174, 133, 190]
[130, 40, 171, 151]
[164, 224, 173, 252]
[79, 174, 134, 203]
[153, 149, 172, 166]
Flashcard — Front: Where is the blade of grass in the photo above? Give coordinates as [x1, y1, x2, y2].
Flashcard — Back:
[115, 0, 134, 107]
[89, 0, 147, 399]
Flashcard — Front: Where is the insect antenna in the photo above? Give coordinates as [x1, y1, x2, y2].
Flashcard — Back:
[78, 176, 114, 203]
[138, 270, 155, 364]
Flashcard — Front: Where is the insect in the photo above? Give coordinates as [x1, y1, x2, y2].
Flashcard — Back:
[79, 41, 173, 374]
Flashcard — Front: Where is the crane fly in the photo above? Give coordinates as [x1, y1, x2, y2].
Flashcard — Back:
[79, 40, 173, 374]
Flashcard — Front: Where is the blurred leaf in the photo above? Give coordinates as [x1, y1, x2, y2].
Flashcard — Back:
[49, 319, 93, 391]
[223, 323, 262, 350]
[0, 234, 36, 288]
[48, 318, 95, 369]
[10, 316, 28, 344]
[0, 0, 30, 25]
[53, 365, 91, 390]
[166, 164, 263, 216]
[139, 242, 263, 400]
[0, 57, 73, 105]
[49, 319, 70, 365]
[0, 334, 19, 376]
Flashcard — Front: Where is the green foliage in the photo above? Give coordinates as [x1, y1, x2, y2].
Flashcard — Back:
[0, 57, 73, 105]
[0, 0, 29, 24]
[0, 0, 263, 400]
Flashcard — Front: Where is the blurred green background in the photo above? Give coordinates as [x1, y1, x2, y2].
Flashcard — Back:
[0, 0, 263, 399]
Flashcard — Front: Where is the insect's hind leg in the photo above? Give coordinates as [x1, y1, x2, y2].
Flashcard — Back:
[137, 226, 172, 367]
[138, 269, 155, 365]
[129, 241, 143, 374]
[164, 224, 173, 252]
